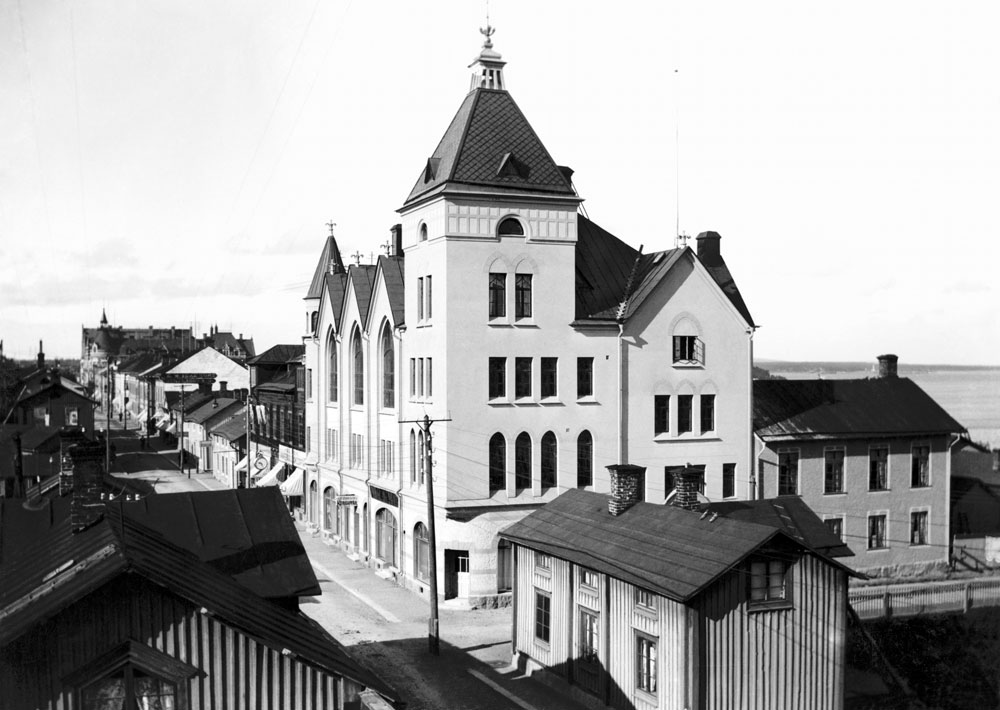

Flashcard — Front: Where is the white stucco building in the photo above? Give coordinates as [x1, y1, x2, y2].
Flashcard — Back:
[301, 31, 757, 604]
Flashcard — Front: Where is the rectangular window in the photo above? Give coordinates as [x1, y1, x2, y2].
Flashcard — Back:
[426, 275, 432, 319]
[577, 357, 593, 398]
[911, 511, 928, 546]
[417, 359, 424, 398]
[535, 591, 551, 643]
[824, 449, 845, 493]
[417, 277, 424, 321]
[541, 358, 557, 398]
[825, 517, 844, 541]
[579, 568, 598, 589]
[654, 395, 669, 435]
[911, 445, 930, 487]
[489, 357, 506, 399]
[426, 358, 433, 398]
[306, 368, 313, 399]
[635, 588, 654, 609]
[489, 273, 506, 318]
[535, 551, 551, 571]
[409, 359, 416, 398]
[515, 357, 532, 399]
[749, 559, 791, 608]
[515, 274, 532, 319]
[579, 609, 600, 663]
[636, 635, 657, 694]
[778, 450, 799, 496]
[868, 514, 887, 549]
[700, 394, 715, 433]
[677, 395, 693, 434]
[869, 447, 889, 490]
[672, 335, 704, 364]
[65, 406, 79, 426]
[723, 463, 736, 498]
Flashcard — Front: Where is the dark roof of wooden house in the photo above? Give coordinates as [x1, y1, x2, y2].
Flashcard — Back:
[754, 378, 966, 441]
[247, 344, 304, 366]
[704, 497, 853, 558]
[209, 413, 247, 443]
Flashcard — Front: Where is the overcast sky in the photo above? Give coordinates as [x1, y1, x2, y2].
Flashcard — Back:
[1, 1, 997, 365]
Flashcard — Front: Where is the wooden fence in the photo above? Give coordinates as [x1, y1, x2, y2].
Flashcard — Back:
[850, 577, 1000, 620]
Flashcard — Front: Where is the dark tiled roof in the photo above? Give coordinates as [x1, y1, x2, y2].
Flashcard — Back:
[754, 378, 966, 441]
[704, 497, 853, 558]
[323, 272, 350, 331]
[349, 265, 378, 326]
[248, 344, 304, 366]
[574, 215, 642, 320]
[307, 235, 346, 300]
[703, 258, 755, 327]
[379, 256, 406, 327]
[210, 414, 247, 442]
[503, 489, 810, 602]
[405, 89, 575, 205]
[185, 398, 242, 426]
[169, 392, 213, 414]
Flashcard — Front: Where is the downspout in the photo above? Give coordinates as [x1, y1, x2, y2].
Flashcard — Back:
[947, 433, 961, 563]
[618, 323, 626, 464]
[748, 326, 757, 499]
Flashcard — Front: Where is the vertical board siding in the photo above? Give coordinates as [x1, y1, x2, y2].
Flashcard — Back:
[0, 574, 350, 710]
[699, 554, 846, 710]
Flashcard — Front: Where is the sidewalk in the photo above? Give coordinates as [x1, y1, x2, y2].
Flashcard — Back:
[294, 523, 588, 710]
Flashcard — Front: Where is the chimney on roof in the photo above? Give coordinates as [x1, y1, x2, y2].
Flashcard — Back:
[877, 354, 899, 379]
[607, 464, 646, 516]
[672, 464, 704, 512]
[391, 224, 403, 257]
[219, 381, 228, 394]
[37, 340, 44, 370]
[695, 232, 722, 266]
[70, 441, 106, 532]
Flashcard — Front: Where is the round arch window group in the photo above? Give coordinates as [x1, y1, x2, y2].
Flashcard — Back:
[489, 430, 593, 494]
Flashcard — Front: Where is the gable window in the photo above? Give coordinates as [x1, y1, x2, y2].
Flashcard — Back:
[677, 395, 693, 434]
[352, 330, 364, 405]
[541, 432, 557, 489]
[825, 517, 844, 542]
[723, 463, 736, 498]
[489, 273, 506, 318]
[489, 433, 506, 493]
[577, 431, 593, 487]
[515, 357, 532, 399]
[700, 394, 715, 433]
[579, 567, 598, 589]
[515, 433, 531, 491]
[778, 450, 799, 496]
[541, 358, 557, 398]
[672, 335, 704, 365]
[869, 447, 888, 490]
[824, 449, 845, 494]
[868, 514, 887, 549]
[68, 641, 198, 710]
[577, 357, 593, 398]
[515, 274, 532, 319]
[911, 510, 929, 546]
[749, 558, 792, 609]
[488, 357, 506, 399]
[535, 590, 551, 643]
[381, 327, 394, 408]
[328, 335, 338, 402]
[636, 634, 657, 695]
[911, 445, 930, 487]
[498, 216, 525, 236]
[654, 395, 669, 435]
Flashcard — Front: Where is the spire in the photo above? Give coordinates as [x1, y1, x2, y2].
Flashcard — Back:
[100, 308, 108, 327]
[325, 221, 345, 275]
[469, 24, 506, 91]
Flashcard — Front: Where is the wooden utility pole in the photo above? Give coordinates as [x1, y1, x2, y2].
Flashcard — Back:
[420, 414, 441, 655]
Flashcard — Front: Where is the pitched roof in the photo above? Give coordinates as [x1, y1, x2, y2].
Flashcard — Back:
[405, 88, 576, 206]
[185, 398, 242, 426]
[201, 332, 256, 359]
[323, 272, 350, 331]
[209, 414, 247, 442]
[0, 494, 397, 702]
[501, 489, 851, 602]
[348, 265, 378, 326]
[754, 378, 966, 441]
[247, 344, 304, 366]
[15, 370, 91, 405]
[307, 235, 346, 300]
[379, 255, 406, 327]
[574, 215, 644, 321]
[704, 497, 853, 558]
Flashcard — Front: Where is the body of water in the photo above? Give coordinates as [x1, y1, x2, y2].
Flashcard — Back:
[769, 368, 1000, 449]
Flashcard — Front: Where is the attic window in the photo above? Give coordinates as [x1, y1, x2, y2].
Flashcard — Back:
[497, 217, 524, 237]
[497, 152, 529, 179]
[423, 158, 440, 183]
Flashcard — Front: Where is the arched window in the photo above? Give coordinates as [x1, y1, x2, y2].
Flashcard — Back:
[419, 223, 428, 241]
[410, 429, 417, 483]
[418, 430, 426, 485]
[309, 480, 319, 523]
[497, 216, 524, 237]
[414, 522, 430, 582]
[381, 326, 394, 408]
[489, 433, 506, 494]
[577, 431, 593, 487]
[323, 486, 335, 531]
[327, 332, 338, 402]
[515, 433, 531, 491]
[375, 508, 398, 566]
[310, 310, 318, 333]
[352, 329, 364, 405]
[541, 432, 557, 489]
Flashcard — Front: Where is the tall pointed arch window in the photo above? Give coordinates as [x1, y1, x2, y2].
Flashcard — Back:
[489, 433, 506, 494]
[352, 329, 364, 405]
[381, 326, 394, 408]
[515, 433, 531, 492]
[541, 432, 557, 489]
[327, 333, 338, 402]
[577, 431, 593, 487]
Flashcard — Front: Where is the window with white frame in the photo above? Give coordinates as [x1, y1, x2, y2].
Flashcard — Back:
[911, 510, 929, 546]
[489, 273, 506, 318]
[778, 450, 799, 496]
[748, 557, 792, 609]
[579, 567, 598, 589]
[868, 514, 888, 549]
[824, 449, 845, 494]
[911, 444, 930, 487]
[869, 447, 889, 491]
[672, 335, 704, 365]
[515, 274, 532, 319]
[825, 516, 844, 542]
[535, 590, 551, 643]
[636, 633, 657, 695]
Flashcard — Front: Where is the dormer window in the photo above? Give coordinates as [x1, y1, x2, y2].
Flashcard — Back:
[497, 217, 524, 237]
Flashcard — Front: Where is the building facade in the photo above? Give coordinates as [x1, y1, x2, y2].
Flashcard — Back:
[301, 32, 757, 603]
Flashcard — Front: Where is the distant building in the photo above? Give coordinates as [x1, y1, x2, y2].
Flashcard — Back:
[754, 354, 965, 577]
[501, 465, 855, 710]
[0, 445, 400, 709]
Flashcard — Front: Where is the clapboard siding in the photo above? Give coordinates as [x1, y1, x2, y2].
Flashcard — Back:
[698, 553, 846, 710]
[0, 574, 355, 710]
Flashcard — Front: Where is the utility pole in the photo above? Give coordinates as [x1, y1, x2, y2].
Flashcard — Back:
[179, 384, 187, 478]
[105, 356, 112, 475]
[420, 415, 440, 655]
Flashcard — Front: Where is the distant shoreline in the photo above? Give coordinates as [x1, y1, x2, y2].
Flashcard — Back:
[755, 360, 1000, 375]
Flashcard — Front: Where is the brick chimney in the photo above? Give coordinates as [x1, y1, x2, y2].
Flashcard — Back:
[607, 464, 646, 516]
[673, 464, 705, 511]
[695, 232, 722, 266]
[37, 340, 45, 370]
[69, 441, 106, 532]
[877, 354, 898, 378]
[219, 381, 228, 394]
[391, 224, 403, 257]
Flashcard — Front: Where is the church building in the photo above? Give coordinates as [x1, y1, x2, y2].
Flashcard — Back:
[302, 29, 757, 604]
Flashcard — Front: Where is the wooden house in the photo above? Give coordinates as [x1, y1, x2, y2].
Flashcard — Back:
[501, 465, 856, 710]
[0, 442, 399, 709]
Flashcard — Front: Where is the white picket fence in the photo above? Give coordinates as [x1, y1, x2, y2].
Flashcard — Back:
[850, 577, 1000, 620]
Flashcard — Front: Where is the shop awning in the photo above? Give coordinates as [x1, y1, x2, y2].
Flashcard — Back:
[164, 422, 178, 435]
[153, 412, 169, 425]
[279, 468, 305, 497]
[136, 409, 148, 422]
[234, 455, 249, 473]
[256, 462, 285, 487]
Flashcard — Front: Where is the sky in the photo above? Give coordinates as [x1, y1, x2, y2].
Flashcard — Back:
[1, 0, 998, 365]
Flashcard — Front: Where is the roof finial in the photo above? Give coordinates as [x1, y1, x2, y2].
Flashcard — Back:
[480, 1, 494, 48]
[326, 220, 336, 237]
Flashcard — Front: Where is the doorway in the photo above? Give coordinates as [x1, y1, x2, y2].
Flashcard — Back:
[444, 549, 470, 600]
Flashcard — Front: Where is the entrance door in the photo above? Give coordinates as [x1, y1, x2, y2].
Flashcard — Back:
[444, 550, 471, 600]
